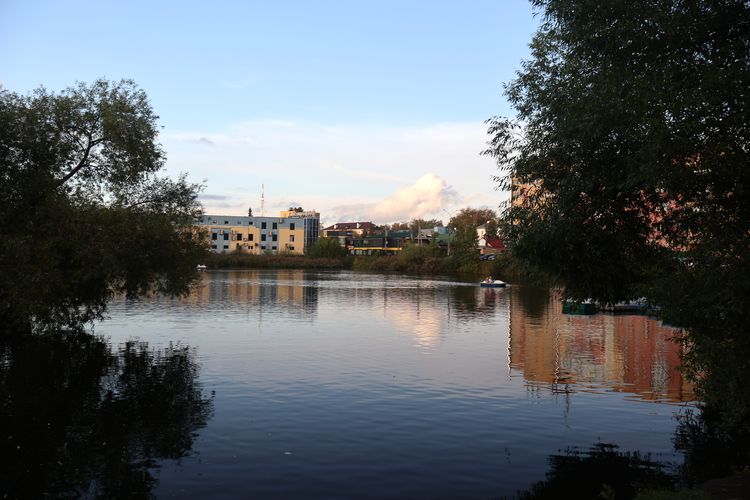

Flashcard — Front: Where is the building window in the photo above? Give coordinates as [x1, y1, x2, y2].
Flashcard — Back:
[223, 245, 229, 249]
[261, 222, 267, 229]
[272, 234, 277, 242]
[290, 223, 295, 230]
[211, 244, 217, 249]
[289, 235, 295, 242]
[224, 220, 228, 225]
[236, 234, 242, 241]
[223, 233, 229, 240]
[272, 222, 278, 230]
[249, 221, 253, 225]
[289, 246, 294, 251]
[272, 246, 277, 250]
[248, 234, 254, 241]
[261, 234, 266, 242]
[211, 233, 218, 240]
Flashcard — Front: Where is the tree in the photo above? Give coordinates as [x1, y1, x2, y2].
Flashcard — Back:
[445, 208, 497, 261]
[448, 208, 498, 233]
[386, 221, 410, 231]
[408, 218, 443, 235]
[485, 1, 750, 436]
[306, 237, 348, 258]
[0, 79, 207, 333]
[450, 224, 479, 271]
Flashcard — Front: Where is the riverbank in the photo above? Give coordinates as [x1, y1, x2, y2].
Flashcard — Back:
[202, 250, 522, 280]
[203, 253, 353, 270]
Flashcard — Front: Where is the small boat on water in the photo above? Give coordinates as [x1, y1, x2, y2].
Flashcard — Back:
[480, 279, 506, 288]
[196, 264, 207, 270]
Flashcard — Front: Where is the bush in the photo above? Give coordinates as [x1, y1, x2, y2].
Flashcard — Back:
[306, 237, 348, 259]
[204, 253, 351, 269]
[353, 244, 457, 274]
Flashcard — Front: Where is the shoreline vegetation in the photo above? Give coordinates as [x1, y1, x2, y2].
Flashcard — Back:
[202, 249, 528, 281]
[203, 253, 353, 270]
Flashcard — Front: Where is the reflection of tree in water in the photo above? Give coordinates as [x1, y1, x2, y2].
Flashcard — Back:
[516, 442, 675, 499]
[516, 418, 750, 499]
[449, 285, 512, 318]
[512, 285, 551, 320]
[449, 286, 484, 315]
[0, 332, 214, 498]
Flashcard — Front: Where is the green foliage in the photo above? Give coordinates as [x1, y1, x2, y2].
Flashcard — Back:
[485, 252, 553, 287]
[393, 243, 445, 273]
[204, 253, 352, 270]
[353, 250, 454, 275]
[448, 207, 497, 232]
[483, 218, 499, 239]
[305, 237, 349, 258]
[673, 410, 750, 488]
[0, 79, 207, 333]
[485, 1, 750, 437]
[443, 208, 498, 273]
[385, 221, 409, 231]
[448, 224, 479, 272]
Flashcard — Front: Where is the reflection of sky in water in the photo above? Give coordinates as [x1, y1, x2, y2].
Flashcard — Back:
[96, 270, 694, 498]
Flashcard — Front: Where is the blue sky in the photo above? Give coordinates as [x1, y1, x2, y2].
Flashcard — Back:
[1, 1, 539, 224]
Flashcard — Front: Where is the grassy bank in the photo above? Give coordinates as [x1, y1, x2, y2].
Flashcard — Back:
[350, 248, 540, 281]
[352, 254, 455, 274]
[203, 249, 546, 284]
[203, 253, 353, 270]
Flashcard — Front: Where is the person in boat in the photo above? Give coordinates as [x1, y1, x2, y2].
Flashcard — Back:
[483, 276, 493, 284]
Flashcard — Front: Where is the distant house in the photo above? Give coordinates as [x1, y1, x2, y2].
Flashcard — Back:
[349, 229, 415, 255]
[432, 232, 455, 253]
[476, 224, 506, 255]
[322, 222, 378, 249]
[480, 237, 506, 255]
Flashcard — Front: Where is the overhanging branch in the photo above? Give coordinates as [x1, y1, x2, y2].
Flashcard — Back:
[54, 136, 103, 189]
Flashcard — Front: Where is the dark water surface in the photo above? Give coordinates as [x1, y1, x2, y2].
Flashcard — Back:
[2, 270, 694, 498]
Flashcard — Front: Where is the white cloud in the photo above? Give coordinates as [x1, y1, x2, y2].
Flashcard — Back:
[331, 174, 457, 223]
[161, 119, 509, 223]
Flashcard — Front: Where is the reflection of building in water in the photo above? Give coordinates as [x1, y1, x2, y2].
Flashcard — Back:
[183, 270, 318, 317]
[509, 290, 692, 402]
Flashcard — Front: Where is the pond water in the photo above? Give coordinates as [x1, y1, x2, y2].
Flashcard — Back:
[2, 269, 695, 498]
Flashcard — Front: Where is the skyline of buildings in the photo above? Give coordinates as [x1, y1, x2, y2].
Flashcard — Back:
[196, 210, 320, 255]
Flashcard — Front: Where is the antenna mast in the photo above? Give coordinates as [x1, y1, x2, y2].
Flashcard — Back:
[261, 183, 265, 217]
